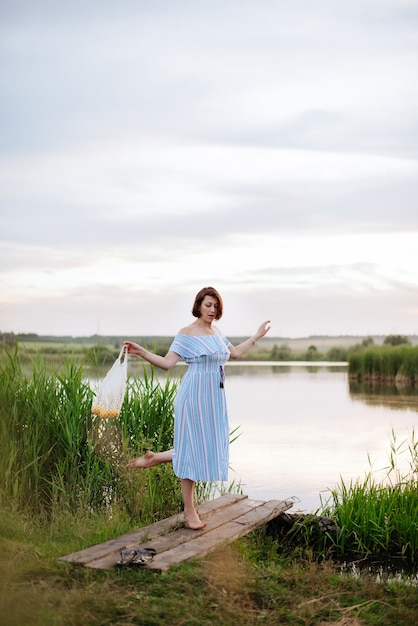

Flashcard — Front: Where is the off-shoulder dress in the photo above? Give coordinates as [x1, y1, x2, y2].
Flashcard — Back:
[169, 333, 231, 482]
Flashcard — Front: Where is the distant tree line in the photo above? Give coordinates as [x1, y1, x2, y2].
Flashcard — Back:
[268, 335, 412, 363]
[0, 332, 413, 364]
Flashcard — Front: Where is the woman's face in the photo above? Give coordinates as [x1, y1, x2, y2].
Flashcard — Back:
[199, 295, 219, 322]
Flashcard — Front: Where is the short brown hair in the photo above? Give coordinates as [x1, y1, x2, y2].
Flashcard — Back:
[192, 286, 223, 320]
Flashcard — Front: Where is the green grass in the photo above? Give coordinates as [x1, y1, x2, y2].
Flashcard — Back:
[0, 347, 185, 523]
[1, 507, 417, 626]
[319, 430, 418, 562]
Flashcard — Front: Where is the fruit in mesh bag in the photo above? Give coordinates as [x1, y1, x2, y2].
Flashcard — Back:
[91, 405, 120, 419]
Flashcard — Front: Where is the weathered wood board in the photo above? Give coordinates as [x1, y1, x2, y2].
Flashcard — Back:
[59, 493, 293, 573]
[59, 494, 246, 567]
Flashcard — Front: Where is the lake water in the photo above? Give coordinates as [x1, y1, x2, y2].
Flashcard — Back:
[220, 363, 418, 513]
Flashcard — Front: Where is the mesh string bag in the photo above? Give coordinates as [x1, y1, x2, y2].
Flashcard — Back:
[89, 346, 128, 465]
[91, 346, 128, 419]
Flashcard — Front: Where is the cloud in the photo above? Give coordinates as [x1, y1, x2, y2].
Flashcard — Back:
[1, 1, 417, 151]
[1, 141, 417, 249]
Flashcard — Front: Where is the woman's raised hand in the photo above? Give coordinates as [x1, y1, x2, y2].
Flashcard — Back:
[255, 320, 271, 340]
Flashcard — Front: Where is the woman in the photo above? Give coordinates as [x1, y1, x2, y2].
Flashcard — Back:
[123, 286, 270, 530]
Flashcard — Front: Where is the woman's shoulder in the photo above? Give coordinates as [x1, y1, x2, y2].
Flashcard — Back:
[176, 323, 221, 337]
[176, 324, 195, 336]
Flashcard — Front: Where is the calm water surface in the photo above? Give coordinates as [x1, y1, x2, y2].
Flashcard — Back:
[219, 363, 418, 513]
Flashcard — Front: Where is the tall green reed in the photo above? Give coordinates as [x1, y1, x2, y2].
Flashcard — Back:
[122, 368, 177, 454]
[0, 349, 183, 523]
[0, 348, 111, 515]
[348, 345, 418, 384]
[320, 429, 418, 561]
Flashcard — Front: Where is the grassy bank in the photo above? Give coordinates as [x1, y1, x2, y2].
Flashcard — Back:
[265, 429, 418, 571]
[1, 351, 418, 625]
[1, 506, 418, 626]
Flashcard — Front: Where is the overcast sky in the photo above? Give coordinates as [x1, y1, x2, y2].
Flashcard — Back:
[1, 0, 418, 339]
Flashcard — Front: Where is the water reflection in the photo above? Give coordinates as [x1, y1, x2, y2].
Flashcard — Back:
[349, 380, 418, 411]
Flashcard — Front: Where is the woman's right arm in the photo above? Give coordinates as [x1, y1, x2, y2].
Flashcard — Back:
[123, 341, 180, 371]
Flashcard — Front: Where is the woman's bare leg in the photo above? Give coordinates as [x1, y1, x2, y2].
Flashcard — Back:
[181, 478, 207, 530]
[127, 454, 206, 529]
[126, 450, 172, 468]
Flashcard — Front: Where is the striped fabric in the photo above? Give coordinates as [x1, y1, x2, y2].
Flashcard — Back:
[169, 334, 231, 482]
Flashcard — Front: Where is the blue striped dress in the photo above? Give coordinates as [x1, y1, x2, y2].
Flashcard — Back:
[169, 334, 231, 482]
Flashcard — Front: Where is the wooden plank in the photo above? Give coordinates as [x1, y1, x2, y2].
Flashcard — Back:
[86, 496, 274, 570]
[59, 493, 247, 566]
[144, 499, 292, 573]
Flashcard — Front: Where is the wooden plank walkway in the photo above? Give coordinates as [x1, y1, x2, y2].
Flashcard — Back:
[59, 494, 293, 573]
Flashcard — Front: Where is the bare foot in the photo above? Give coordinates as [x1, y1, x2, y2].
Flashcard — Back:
[126, 451, 157, 469]
[184, 513, 207, 530]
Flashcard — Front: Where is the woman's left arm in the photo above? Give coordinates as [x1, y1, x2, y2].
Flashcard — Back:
[228, 320, 271, 360]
